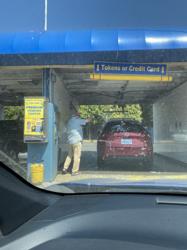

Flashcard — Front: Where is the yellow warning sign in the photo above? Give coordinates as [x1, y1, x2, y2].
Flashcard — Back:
[24, 97, 47, 142]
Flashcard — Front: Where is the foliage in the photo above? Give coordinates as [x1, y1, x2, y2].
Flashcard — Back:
[3, 104, 152, 127]
[4, 106, 24, 120]
[79, 104, 142, 124]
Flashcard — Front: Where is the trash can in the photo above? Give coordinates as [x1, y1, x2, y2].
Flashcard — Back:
[31, 163, 44, 184]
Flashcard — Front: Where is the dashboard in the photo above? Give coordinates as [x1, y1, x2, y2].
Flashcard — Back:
[1, 164, 187, 250]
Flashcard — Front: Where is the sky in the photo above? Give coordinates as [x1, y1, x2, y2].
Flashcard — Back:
[0, 0, 187, 32]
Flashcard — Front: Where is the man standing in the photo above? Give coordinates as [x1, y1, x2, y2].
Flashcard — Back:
[62, 112, 90, 176]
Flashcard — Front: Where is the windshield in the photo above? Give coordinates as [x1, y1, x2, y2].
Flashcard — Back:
[104, 121, 145, 133]
[1, 0, 187, 194]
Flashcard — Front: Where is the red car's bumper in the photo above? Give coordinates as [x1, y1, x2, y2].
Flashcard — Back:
[97, 141, 153, 161]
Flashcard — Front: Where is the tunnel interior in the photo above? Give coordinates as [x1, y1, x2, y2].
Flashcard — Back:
[1, 64, 187, 179]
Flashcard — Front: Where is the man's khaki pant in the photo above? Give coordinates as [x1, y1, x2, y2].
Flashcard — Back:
[63, 142, 82, 173]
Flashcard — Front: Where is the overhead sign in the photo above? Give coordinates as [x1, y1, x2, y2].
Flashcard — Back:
[94, 62, 167, 76]
[24, 97, 48, 142]
[91, 61, 172, 82]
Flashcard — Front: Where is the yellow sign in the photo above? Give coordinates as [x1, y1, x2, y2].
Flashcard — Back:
[24, 97, 47, 141]
[90, 73, 173, 82]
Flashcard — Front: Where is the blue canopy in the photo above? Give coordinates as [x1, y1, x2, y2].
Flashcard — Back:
[1, 29, 187, 54]
[0, 29, 187, 65]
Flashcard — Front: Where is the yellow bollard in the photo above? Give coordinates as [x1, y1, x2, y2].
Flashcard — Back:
[31, 164, 44, 184]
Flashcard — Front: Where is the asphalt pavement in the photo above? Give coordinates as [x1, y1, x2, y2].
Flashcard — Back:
[40, 141, 187, 189]
[80, 141, 187, 173]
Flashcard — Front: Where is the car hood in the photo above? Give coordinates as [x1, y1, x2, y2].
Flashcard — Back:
[45, 177, 187, 194]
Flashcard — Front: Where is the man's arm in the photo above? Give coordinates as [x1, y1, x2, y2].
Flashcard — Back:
[78, 118, 91, 125]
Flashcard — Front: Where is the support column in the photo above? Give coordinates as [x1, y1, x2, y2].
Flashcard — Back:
[27, 69, 58, 182]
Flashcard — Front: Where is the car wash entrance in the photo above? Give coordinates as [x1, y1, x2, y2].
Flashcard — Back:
[35, 61, 187, 186]
[2, 28, 187, 187]
[2, 62, 187, 185]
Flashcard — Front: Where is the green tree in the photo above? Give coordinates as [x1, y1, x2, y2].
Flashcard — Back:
[79, 104, 142, 124]
[4, 106, 24, 120]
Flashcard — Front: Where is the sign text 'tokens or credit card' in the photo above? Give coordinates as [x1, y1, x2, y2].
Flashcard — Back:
[94, 62, 167, 76]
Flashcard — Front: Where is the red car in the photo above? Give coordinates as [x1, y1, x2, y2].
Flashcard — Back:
[97, 119, 153, 168]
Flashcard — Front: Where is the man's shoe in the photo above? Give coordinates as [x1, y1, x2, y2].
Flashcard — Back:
[62, 169, 68, 175]
[71, 171, 80, 176]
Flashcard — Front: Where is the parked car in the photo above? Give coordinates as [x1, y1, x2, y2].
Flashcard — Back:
[97, 119, 153, 168]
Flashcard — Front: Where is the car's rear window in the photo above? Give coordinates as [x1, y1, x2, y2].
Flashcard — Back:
[103, 121, 145, 133]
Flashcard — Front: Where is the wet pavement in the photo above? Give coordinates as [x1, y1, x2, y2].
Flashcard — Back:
[80, 142, 187, 172]
[40, 142, 187, 190]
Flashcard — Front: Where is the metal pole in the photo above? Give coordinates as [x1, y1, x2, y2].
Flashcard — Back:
[42, 69, 50, 98]
[43, 69, 55, 103]
[44, 0, 48, 31]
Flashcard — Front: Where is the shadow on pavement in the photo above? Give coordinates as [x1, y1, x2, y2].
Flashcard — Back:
[80, 151, 187, 173]
[80, 151, 152, 172]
